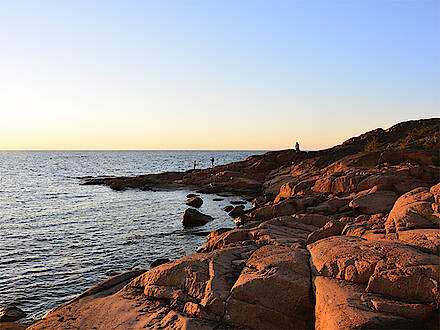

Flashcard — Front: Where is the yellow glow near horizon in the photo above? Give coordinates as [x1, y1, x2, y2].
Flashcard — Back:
[1, 2, 438, 151]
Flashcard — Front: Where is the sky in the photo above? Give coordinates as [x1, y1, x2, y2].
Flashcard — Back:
[0, 0, 439, 150]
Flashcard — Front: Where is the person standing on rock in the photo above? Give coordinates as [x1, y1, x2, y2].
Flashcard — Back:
[295, 142, 300, 152]
[210, 157, 215, 167]
[193, 160, 197, 170]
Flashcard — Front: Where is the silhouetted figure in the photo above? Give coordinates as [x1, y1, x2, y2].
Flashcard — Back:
[211, 157, 215, 167]
[193, 160, 197, 169]
[295, 142, 300, 152]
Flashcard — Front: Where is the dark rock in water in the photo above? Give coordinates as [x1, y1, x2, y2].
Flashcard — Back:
[230, 200, 247, 205]
[223, 205, 234, 212]
[108, 180, 127, 191]
[213, 198, 224, 201]
[186, 193, 198, 198]
[186, 197, 203, 208]
[228, 205, 246, 217]
[150, 258, 170, 268]
[182, 209, 213, 228]
[0, 306, 26, 322]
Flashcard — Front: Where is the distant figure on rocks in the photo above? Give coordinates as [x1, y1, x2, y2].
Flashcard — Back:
[295, 142, 300, 152]
[211, 157, 215, 167]
[193, 160, 197, 169]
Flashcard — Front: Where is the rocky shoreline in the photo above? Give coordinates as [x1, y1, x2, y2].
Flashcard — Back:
[8, 118, 439, 329]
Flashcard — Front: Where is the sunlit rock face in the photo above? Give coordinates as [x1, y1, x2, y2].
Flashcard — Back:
[32, 119, 440, 329]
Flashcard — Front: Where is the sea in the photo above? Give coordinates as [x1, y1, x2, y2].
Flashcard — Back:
[0, 150, 265, 322]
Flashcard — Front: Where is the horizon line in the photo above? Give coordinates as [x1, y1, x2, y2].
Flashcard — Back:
[0, 149, 273, 152]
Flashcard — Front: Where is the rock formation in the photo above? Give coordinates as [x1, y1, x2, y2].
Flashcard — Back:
[186, 196, 204, 208]
[182, 209, 214, 228]
[33, 119, 440, 329]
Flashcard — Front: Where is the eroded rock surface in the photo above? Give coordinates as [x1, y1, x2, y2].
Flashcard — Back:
[37, 119, 440, 329]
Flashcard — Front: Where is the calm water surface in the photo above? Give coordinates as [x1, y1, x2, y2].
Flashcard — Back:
[0, 150, 264, 322]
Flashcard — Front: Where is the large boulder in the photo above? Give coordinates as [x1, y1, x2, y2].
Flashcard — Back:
[386, 187, 439, 234]
[246, 198, 298, 222]
[182, 209, 213, 228]
[357, 174, 396, 192]
[349, 190, 397, 214]
[225, 245, 314, 329]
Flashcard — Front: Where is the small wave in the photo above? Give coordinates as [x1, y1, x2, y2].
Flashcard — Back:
[23, 268, 50, 275]
[122, 240, 138, 245]
[0, 259, 20, 265]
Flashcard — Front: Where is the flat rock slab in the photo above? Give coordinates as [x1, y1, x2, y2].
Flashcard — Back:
[308, 235, 440, 304]
[397, 228, 440, 254]
[314, 276, 433, 330]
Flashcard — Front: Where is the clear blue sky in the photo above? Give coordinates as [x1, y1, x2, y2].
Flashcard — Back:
[0, 0, 438, 150]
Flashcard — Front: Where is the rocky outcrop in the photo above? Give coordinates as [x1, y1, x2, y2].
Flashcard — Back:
[30, 216, 320, 330]
[309, 236, 440, 304]
[82, 119, 439, 198]
[226, 245, 313, 329]
[386, 187, 439, 235]
[36, 119, 439, 329]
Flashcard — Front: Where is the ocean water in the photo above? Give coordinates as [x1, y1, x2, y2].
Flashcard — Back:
[0, 150, 264, 322]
